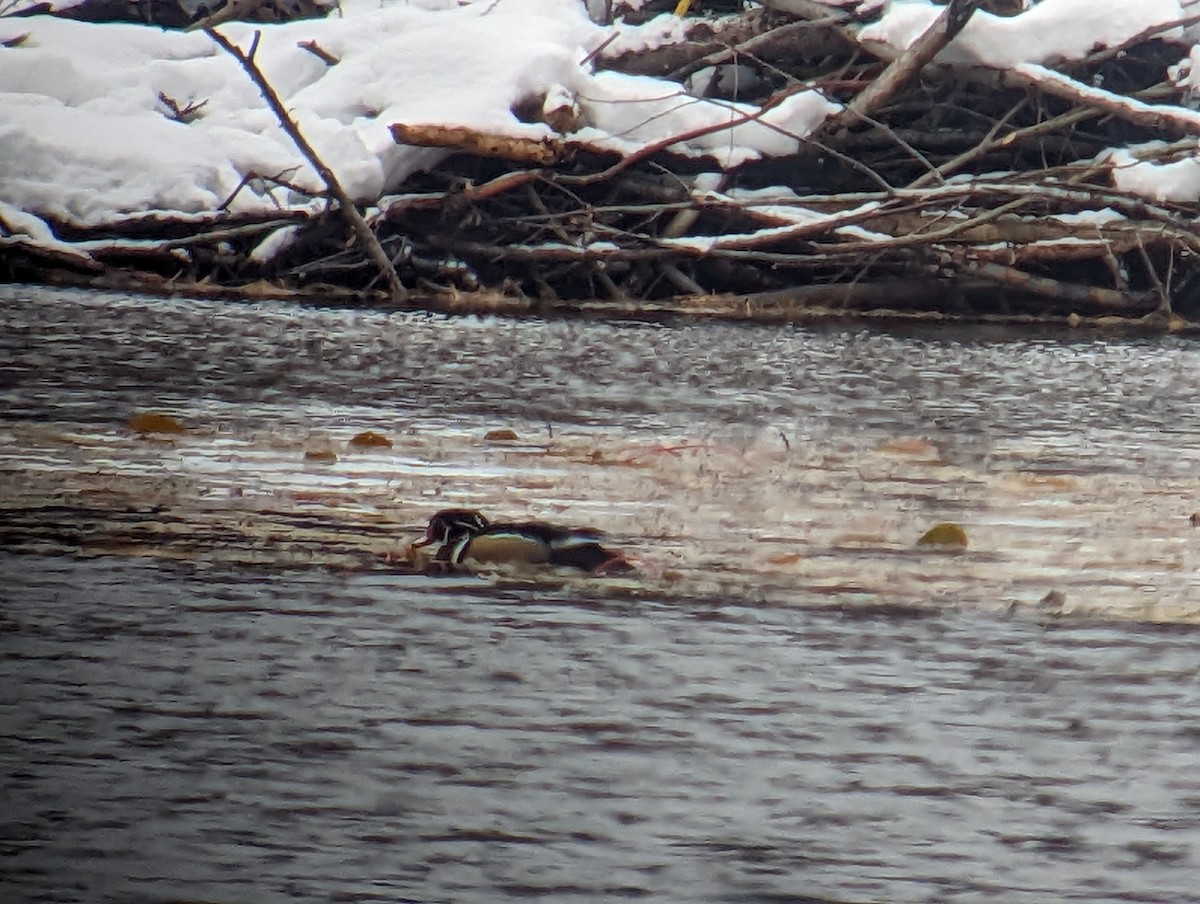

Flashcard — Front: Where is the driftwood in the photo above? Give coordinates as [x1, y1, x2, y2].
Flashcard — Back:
[375, 2, 1200, 324]
[390, 124, 572, 166]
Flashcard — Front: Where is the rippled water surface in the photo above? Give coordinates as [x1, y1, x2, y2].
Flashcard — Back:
[5, 556, 1200, 903]
[3, 285, 1200, 902]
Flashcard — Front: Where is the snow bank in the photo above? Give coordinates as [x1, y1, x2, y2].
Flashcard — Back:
[0, 0, 837, 228]
[860, 0, 1187, 68]
[3, 0, 1200, 234]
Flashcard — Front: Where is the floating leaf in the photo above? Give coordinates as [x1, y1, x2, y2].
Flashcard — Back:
[917, 522, 968, 548]
[350, 430, 392, 448]
[484, 428, 519, 442]
[766, 551, 804, 566]
[128, 412, 186, 435]
[304, 449, 338, 463]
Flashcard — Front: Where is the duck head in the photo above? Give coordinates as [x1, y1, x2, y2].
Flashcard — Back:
[414, 508, 490, 549]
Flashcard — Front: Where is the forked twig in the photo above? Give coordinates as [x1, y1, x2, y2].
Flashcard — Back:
[205, 26, 407, 303]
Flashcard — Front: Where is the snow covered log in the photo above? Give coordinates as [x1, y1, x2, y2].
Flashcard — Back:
[5, 0, 1200, 326]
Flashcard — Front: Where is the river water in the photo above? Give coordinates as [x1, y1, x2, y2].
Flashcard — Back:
[3, 285, 1200, 902]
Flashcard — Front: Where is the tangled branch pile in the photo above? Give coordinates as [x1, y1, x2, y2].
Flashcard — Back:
[373, 0, 1200, 323]
[8, 0, 1200, 325]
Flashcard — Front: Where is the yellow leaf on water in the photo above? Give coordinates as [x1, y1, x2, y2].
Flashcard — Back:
[917, 522, 968, 548]
[350, 431, 392, 448]
[304, 449, 338, 464]
[128, 412, 186, 435]
[485, 429, 520, 442]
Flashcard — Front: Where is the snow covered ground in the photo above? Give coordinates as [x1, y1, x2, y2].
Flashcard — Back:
[2, 0, 1200, 245]
[0, 0, 838, 230]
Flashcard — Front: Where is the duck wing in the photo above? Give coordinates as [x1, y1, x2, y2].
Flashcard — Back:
[498, 520, 630, 572]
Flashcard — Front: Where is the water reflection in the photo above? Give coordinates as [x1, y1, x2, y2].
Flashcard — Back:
[5, 286, 1200, 472]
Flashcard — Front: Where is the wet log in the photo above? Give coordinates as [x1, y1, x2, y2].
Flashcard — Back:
[391, 123, 570, 166]
[0, 236, 104, 274]
[944, 255, 1159, 313]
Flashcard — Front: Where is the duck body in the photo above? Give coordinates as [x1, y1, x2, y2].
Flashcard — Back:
[413, 508, 631, 573]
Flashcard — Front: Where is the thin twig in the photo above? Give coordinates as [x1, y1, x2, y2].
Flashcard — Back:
[205, 26, 407, 303]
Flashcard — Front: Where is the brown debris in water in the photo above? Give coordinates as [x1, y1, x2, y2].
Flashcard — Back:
[483, 429, 520, 442]
[128, 412, 186, 435]
[349, 430, 393, 448]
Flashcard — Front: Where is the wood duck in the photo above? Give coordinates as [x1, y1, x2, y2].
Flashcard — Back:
[412, 508, 632, 573]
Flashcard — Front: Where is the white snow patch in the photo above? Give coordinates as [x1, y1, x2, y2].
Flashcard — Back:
[0, 0, 839, 228]
[3, 0, 1200, 232]
[1048, 208, 1126, 225]
[1107, 147, 1200, 203]
[601, 12, 695, 57]
[860, 0, 1186, 68]
[249, 224, 304, 263]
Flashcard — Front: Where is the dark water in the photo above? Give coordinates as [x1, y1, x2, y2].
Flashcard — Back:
[3, 285, 1200, 902]
[4, 555, 1200, 904]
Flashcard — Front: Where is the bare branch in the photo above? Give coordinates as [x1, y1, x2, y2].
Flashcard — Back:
[205, 26, 407, 303]
[820, 0, 982, 134]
